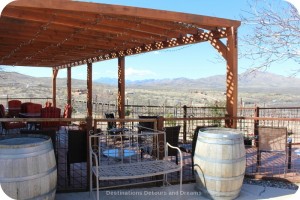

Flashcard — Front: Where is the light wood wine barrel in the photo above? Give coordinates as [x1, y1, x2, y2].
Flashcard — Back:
[0, 134, 57, 200]
[194, 128, 246, 200]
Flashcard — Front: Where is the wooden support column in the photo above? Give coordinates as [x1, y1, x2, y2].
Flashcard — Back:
[118, 57, 125, 119]
[67, 67, 72, 105]
[86, 62, 93, 191]
[52, 68, 58, 107]
[87, 62, 93, 118]
[225, 27, 238, 128]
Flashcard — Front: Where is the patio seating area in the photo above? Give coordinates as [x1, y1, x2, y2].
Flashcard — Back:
[0, 103, 300, 192]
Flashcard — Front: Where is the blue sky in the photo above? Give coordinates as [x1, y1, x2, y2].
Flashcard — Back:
[1, 0, 299, 80]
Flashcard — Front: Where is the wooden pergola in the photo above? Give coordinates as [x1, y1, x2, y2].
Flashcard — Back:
[0, 0, 240, 127]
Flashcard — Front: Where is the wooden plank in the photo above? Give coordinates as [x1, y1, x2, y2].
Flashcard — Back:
[10, 0, 241, 28]
[3, 6, 196, 39]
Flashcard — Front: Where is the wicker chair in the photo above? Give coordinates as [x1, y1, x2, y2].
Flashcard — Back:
[164, 125, 181, 164]
[67, 130, 87, 185]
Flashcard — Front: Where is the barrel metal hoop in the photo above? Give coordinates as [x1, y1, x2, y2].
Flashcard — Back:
[0, 146, 53, 159]
[194, 154, 246, 164]
[0, 142, 53, 158]
[201, 173, 245, 181]
[25, 187, 56, 200]
[0, 165, 57, 182]
[198, 137, 243, 145]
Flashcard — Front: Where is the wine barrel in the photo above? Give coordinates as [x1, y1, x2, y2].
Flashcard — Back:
[194, 128, 246, 200]
[0, 134, 57, 200]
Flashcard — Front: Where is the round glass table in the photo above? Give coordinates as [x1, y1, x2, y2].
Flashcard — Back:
[103, 148, 136, 159]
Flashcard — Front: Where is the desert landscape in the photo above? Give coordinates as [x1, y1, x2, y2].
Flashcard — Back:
[1, 71, 300, 112]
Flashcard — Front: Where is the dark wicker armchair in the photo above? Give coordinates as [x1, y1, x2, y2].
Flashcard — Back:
[165, 125, 181, 164]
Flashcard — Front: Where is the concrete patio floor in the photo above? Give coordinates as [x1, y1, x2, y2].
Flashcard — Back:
[55, 182, 300, 200]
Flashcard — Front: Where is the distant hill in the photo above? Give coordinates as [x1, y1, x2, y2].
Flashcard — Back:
[2, 70, 300, 92]
[2, 70, 300, 107]
[94, 70, 300, 92]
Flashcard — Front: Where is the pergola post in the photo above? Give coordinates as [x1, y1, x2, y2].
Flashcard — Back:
[225, 27, 238, 128]
[118, 57, 125, 119]
[67, 67, 72, 105]
[87, 62, 93, 118]
[52, 68, 58, 107]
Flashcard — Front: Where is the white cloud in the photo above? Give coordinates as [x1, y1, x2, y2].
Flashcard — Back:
[125, 67, 156, 79]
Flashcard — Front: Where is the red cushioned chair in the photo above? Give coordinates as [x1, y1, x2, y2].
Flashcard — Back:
[40, 107, 61, 131]
[21, 102, 34, 113]
[0, 104, 26, 134]
[8, 100, 22, 117]
[26, 103, 42, 114]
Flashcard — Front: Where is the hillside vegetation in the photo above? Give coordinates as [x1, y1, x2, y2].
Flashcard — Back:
[0, 71, 300, 108]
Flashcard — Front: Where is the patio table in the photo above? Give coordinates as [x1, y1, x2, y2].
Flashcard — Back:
[19, 112, 41, 129]
[103, 148, 136, 159]
[19, 112, 41, 118]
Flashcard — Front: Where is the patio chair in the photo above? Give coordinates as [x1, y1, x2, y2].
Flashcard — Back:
[138, 115, 158, 132]
[165, 125, 181, 164]
[26, 103, 42, 114]
[8, 99, 22, 117]
[67, 130, 87, 185]
[105, 112, 127, 134]
[40, 107, 61, 131]
[21, 102, 34, 113]
[0, 104, 26, 134]
[256, 126, 288, 170]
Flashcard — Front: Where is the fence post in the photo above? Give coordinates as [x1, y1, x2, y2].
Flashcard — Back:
[288, 138, 292, 170]
[255, 106, 260, 168]
[254, 106, 260, 148]
[183, 105, 187, 143]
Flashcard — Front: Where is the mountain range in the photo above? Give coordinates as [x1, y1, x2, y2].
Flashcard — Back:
[94, 70, 300, 92]
[1, 70, 300, 93]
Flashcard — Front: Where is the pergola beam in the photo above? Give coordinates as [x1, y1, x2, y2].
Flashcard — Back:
[56, 29, 227, 69]
[3, 6, 198, 40]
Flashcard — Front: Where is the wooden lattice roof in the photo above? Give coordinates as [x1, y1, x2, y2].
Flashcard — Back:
[0, 0, 240, 69]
